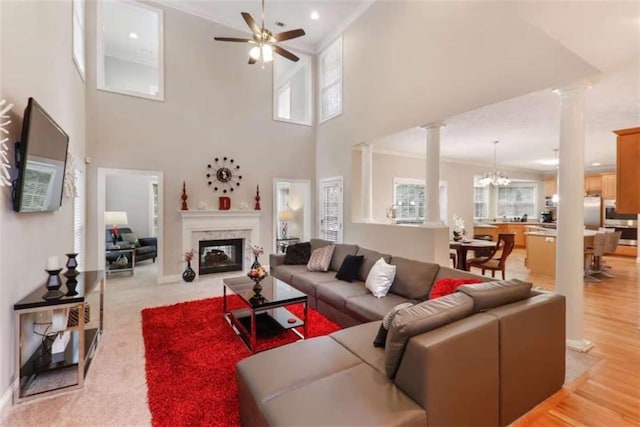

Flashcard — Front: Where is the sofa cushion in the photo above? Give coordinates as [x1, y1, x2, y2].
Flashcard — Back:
[331, 321, 386, 375]
[434, 266, 490, 283]
[366, 258, 397, 298]
[335, 255, 364, 282]
[346, 293, 413, 323]
[385, 293, 474, 378]
[374, 302, 415, 347]
[310, 238, 332, 252]
[456, 279, 533, 312]
[389, 257, 440, 300]
[136, 246, 155, 256]
[283, 242, 311, 265]
[316, 280, 369, 309]
[271, 265, 307, 283]
[429, 277, 483, 300]
[330, 244, 359, 272]
[260, 363, 427, 427]
[307, 245, 335, 272]
[120, 232, 140, 247]
[291, 271, 337, 297]
[356, 248, 392, 282]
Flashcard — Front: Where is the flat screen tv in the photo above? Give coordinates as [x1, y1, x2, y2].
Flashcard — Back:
[12, 98, 69, 212]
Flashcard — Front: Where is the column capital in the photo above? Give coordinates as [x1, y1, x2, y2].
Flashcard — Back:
[552, 79, 592, 96]
[421, 122, 446, 131]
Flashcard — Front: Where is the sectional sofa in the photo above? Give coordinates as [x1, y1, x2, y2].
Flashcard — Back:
[237, 239, 566, 426]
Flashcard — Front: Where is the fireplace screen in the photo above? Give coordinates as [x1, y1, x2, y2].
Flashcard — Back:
[199, 238, 243, 275]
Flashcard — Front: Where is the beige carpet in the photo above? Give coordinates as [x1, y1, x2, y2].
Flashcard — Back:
[0, 265, 601, 426]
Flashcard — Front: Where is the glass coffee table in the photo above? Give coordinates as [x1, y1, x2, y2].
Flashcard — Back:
[222, 276, 308, 353]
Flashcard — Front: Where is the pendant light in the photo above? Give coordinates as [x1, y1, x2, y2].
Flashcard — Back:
[478, 141, 511, 186]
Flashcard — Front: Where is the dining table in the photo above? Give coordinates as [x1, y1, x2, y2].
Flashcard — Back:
[449, 239, 497, 270]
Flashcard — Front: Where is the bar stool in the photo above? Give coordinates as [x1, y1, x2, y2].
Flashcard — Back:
[584, 233, 607, 282]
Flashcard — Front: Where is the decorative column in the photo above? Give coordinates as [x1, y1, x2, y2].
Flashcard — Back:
[423, 122, 444, 224]
[361, 143, 374, 222]
[555, 84, 593, 352]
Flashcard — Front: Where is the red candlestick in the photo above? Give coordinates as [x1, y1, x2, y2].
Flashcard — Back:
[254, 185, 261, 210]
[181, 181, 188, 211]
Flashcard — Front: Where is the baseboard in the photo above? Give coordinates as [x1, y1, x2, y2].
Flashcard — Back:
[158, 274, 180, 284]
[567, 339, 594, 353]
[0, 380, 16, 420]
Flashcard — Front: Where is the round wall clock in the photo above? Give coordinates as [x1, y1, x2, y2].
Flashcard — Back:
[206, 157, 242, 194]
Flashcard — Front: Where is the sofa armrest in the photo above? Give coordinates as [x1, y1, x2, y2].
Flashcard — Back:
[139, 237, 157, 248]
[269, 253, 285, 268]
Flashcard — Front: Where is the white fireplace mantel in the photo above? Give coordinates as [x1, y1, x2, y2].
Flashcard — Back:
[179, 210, 262, 278]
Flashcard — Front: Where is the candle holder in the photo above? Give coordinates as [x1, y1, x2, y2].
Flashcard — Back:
[65, 277, 79, 296]
[64, 253, 80, 278]
[43, 269, 64, 300]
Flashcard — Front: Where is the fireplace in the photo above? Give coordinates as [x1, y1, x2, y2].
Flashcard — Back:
[199, 238, 243, 275]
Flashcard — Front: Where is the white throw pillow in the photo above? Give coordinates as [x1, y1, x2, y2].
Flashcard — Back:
[365, 257, 397, 298]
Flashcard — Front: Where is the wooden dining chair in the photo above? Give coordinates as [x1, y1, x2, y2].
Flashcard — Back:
[466, 233, 516, 279]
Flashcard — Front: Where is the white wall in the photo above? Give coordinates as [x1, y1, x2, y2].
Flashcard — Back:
[106, 174, 156, 236]
[316, 1, 598, 259]
[0, 0, 86, 404]
[83, 3, 315, 278]
[104, 56, 158, 96]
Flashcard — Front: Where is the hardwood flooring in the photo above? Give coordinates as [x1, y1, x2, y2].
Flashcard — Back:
[482, 249, 640, 426]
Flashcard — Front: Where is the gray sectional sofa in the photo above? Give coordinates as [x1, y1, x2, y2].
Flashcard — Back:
[237, 239, 566, 426]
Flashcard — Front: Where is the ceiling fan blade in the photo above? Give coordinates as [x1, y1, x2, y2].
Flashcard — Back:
[214, 37, 254, 43]
[273, 29, 305, 42]
[248, 56, 257, 65]
[241, 12, 261, 35]
[273, 45, 300, 62]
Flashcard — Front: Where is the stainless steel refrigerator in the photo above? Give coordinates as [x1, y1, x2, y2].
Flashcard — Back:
[584, 196, 602, 230]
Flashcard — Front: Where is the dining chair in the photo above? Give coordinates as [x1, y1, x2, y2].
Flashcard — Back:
[466, 233, 515, 279]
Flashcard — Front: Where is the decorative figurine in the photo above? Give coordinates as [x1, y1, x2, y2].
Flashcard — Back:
[254, 185, 261, 210]
[181, 181, 188, 211]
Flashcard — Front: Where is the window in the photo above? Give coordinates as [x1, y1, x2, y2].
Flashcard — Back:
[394, 178, 424, 222]
[97, 0, 164, 101]
[319, 37, 342, 123]
[393, 178, 447, 224]
[474, 181, 489, 219]
[319, 177, 343, 243]
[273, 54, 311, 125]
[277, 83, 291, 120]
[497, 184, 537, 218]
[72, 0, 85, 80]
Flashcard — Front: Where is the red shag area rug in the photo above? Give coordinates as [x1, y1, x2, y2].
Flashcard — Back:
[141, 296, 340, 427]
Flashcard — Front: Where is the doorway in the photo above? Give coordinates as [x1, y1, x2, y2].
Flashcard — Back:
[272, 179, 311, 253]
[97, 168, 164, 282]
[319, 177, 343, 243]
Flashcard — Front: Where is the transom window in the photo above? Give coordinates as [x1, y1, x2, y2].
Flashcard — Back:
[319, 37, 342, 123]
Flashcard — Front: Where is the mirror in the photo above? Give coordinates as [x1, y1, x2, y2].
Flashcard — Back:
[97, 0, 164, 101]
[273, 53, 312, 126]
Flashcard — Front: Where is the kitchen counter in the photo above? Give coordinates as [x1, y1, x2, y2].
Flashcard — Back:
[525, 230, 597, 276]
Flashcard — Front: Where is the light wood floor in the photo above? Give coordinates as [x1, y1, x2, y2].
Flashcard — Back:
[473, 249, 640, 426]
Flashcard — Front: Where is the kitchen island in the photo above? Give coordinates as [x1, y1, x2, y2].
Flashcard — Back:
[474, 222, 545, 248]
[525, 229, 597, 276]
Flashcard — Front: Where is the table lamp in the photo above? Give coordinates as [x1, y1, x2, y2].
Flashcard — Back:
[105, 211, 128, 245]
[278, 210, 293, 239]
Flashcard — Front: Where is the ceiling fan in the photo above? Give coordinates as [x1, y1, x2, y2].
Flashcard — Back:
[214, 0, 306, 65]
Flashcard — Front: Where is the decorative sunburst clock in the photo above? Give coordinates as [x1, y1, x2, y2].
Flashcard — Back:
[206, 157, 242, 194]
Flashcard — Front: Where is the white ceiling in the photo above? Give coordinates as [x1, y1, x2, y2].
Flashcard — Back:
[148, 0, 639, 173]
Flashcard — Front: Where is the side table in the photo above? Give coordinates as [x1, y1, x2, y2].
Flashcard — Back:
[105, 247, 135, 275]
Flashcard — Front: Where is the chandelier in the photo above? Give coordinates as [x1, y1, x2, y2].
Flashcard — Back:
[478, 140, 511, 186]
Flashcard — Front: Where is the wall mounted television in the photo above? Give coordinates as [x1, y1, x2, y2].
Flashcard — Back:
[12, 98, 69, 212]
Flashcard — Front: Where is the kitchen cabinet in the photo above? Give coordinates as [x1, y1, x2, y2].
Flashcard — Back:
[494, 223, 528, 248]
[601, 174, 616, 199]
[584, 175, 602, 195]
[544, 177, 557, 198]
[614, 127, 640, 213]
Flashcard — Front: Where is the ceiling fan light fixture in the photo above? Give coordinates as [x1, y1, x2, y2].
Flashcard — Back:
[479, 140, 511, 187]
[249, 46, 261, 60]
[262, 44, 273, 62]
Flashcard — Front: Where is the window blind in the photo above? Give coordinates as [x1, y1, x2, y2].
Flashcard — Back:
[319, 179, 342, 242]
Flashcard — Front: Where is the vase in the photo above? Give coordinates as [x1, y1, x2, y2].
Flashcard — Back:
[247, 256, 268, 290]
[182, 262, 196, 283]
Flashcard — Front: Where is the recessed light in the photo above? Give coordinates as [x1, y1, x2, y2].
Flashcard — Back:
[310, 11, 319, 20]
[591, 162, 601, 166]
[129, 32, 139, 40]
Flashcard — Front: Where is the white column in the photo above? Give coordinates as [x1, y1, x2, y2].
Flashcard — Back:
[555, 84, 593, 352]
[423, 122, 444, 224]
[361, 143, 374, 222]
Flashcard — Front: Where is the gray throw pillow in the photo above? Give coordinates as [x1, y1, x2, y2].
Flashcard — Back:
[120, 232, 140, 247]
[385, 293, 474, 379]
[373, 302, 414, 348]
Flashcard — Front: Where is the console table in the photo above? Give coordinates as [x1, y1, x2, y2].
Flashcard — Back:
[13, 271, 104, 403]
